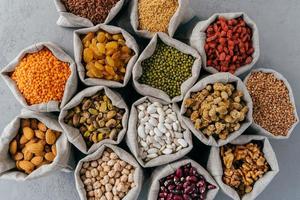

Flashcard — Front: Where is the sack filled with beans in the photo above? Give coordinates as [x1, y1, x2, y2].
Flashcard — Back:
[148, 158, 219, 200]
[180, 73, 253, 147]
[207, 135, 279, 200]
[130, 0, 193, 39]
[59, 86, 129, 154]
[74, 24, 139, 88]
[74, 144, 143, 200]
[0, 42, 77, 112]
[126, 96, 193, 168]
[54, 0, 125, 27]
[190, 12, 259, 76]
[244, 68, 299, 139]
[132, 32, 201, 103]
[0, 109, 72, 180]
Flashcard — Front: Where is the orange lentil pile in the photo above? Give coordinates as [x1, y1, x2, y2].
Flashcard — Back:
[11, 48, 71, 105]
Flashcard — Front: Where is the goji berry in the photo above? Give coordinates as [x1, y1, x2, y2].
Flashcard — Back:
[204, 16, 254, 73]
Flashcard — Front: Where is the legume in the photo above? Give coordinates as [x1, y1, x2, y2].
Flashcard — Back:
[136, 100, 188, 162]
[246, 71, 297, 136]
[184, 82, 248, 140]
[9, 118, 61, 174]
[61, 0, 120, 24]
[138, 0, 178, 33]
[80, 148, 135, 200]
[64, 91, 125, 148]
[158, 163, 216, 200]
[204, 16, 254, 73]
[11, 48, 71, 105]
[221, 141, 269, 197]
[139, 40, 195, 98]
[82, 31, 134, 82]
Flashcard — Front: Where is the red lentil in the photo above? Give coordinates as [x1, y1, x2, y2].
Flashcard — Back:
[11, 48, 71, 105]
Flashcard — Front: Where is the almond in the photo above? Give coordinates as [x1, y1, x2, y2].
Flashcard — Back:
[37, 160, 50, 168]
[38, 140, 47, 146]
[13, 152, 24, 161]
[23, 127, 34, 140]
[45, 129, 57, 145]
[26, 143, 44, 155]
[20, 135, 29, 145]
[35, 130, 45, 139]
[23, 150, 33, 161]
[16, 161, 21, 170]
[45, 152, 55, 162]
[31, 156, 43, 166]
[9, 139, 17, 155]
[37, 122, 47, 132]
[25, 138, 38, 146]
[19, 160, 35, 174]
[34, 151, 46, 157]
[30, 119, 38, 130]
[54, 131, 61, 138]
[51, 144, 57, 156]
[21, 119, 30, 128]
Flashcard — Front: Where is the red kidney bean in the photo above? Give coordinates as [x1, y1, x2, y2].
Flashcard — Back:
[204, 16, 254, 73]
[157, 163, 216, 200]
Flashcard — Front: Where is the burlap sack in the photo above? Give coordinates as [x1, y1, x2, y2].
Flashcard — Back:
[59, 86, 129, 154]
[0, 42, 78, 112]
[74, 24, 139, 87]
[126, 96, 193, 168]
[132, 32, 201, 103]
[180, 72, 253, 147]
[0, 109, 72, 181]
[190, 12, 260, 76]
[74, 144, 143, 200]
[130, 0, 193, 39]
[244, 68, 299, 139]
[54, 0, 126, 27]
[148, 158, 219, 200]
[207, 135, 279, 200]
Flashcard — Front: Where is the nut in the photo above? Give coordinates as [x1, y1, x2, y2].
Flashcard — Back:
[31, 156, 44, 166]
[9, 139, 17, 155]
[45, 129, 57, 145]
[23, 127, 34, 140]
[8, 118, 61, 174]
[64, 91, 125, 148]
[18, 160, 35, 174]
[221, 142, 270, 197]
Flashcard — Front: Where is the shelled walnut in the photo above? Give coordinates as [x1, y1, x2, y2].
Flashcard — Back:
[221, 141, 270, 197]
[184, 82, 248, 140]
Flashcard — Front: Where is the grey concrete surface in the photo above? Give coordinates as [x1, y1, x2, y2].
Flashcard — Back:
[0, 0, 300, 199]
